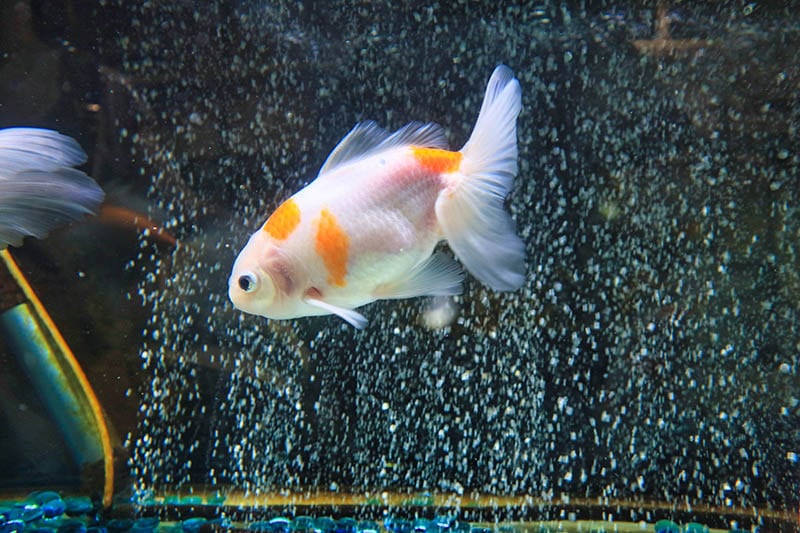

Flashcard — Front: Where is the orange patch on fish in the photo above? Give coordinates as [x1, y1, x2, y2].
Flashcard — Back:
[263, 198, 300, 240]
[411, 146, 463, 174]
[315, 208, 349, 287]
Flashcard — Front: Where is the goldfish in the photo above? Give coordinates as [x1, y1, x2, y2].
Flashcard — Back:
[229, 65, 525, 328]
[0, 128, 104, 249]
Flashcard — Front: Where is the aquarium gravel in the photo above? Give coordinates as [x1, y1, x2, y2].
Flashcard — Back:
[0, 491, 746, 533]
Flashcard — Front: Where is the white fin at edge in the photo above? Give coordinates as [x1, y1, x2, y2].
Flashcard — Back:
[317, 120, 449, 177]
[305, 297, 368, 329]
[435, 64, 525, 291]
[373, 252, 463, 300]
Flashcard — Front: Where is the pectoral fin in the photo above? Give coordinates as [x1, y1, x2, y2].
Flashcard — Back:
[305, 297, 368, 329]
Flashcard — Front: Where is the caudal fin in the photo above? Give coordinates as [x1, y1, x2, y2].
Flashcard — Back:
[0, 128, 104, 249]
[435, 65, 525, 291]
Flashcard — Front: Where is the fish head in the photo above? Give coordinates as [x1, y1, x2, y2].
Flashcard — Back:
[228, 230, 281, 317]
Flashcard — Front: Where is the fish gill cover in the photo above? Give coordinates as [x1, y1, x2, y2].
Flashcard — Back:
[108, 0, 800, 510]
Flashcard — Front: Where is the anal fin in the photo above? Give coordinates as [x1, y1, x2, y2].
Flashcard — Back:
[374, 252, 463, 300]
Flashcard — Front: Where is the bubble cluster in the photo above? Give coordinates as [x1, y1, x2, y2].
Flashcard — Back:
[115, 1, 799, 512]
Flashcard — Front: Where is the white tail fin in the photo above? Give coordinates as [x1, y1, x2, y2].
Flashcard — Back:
[435, 65, 525, 291]
[0, 128, 104, 249]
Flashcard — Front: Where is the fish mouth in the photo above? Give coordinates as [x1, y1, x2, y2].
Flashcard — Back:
[227, 276, 245, 311]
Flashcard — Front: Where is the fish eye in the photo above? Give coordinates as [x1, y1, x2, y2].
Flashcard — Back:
[237, 272, 259, 293]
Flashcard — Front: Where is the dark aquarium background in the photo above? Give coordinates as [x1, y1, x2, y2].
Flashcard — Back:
[0, 0, 798, 524]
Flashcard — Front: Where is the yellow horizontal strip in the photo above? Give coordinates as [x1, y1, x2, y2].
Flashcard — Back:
[142, 489, 796, 525]
[0, 249, 114, 508]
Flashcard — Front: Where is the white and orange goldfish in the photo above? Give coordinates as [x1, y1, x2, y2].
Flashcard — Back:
[229, 65, 525, 328]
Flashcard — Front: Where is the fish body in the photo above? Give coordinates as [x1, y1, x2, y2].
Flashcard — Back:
[229, 65, 525, 328]
[0, 128, 104, 249]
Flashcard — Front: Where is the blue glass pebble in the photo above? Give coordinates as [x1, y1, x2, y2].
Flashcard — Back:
[1, 507, 24, 521]
[0, 519, 25, 533]
[313, 517, 335, 533]
[28, 490, 65, 518]
[30, 492, 59, 505]
[412, 519, 431, 533]
[87, 527, 108, 533]
[57, 519, 87, 533]
[470, 528, 492, 533]
[269, 517, 291, 533]
[64, 498, 94, 517]
[654, 522, 680, 533]
[44, 501, 67, 519]
[26, 527, 57, 533]
[107, 519, 134, 533]
[181, 518, 207, 533]
[291, 516, 315, 532]
[334, 519, 356, 533]
[22, 505, 45, 522]
[0, 505, 25, 524]
[130, 517, 160, 533]
[29, 492, 65, 518]
[356, 521, 379, 533]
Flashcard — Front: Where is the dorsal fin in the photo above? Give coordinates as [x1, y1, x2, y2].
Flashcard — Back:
[317, 120, 450, 177]
[317, 122, 389, 176]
